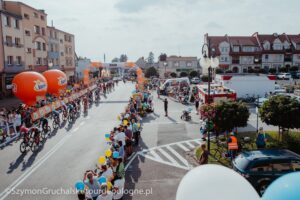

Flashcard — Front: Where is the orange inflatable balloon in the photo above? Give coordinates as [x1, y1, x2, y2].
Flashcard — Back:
[126, 62, 135, 68]
[12, 72, 47, 106]
[43, 70, 67, 96]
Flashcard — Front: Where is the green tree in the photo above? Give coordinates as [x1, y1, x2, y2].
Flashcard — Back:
[201, 75, 212, 82]
[145, 67, 158, 78]
[119, 54, 128, 62]
[159, 53, 167, 62]
[290, 66, 299, 72]
[259, 95, 300, 140]
[215, 68, 224, 74]
[180, 72, 188, 77]
[170, 72, 177, 78]
[147, 52, 155, 64]
[189, 71, 199, 78]
[112, 57, 119, 63]
[268, 68, 276, 74]
[214, 101, 250, 133]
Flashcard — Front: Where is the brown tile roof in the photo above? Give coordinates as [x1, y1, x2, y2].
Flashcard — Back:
[228, 36, 258, 46]
[288, 35, 300, 43]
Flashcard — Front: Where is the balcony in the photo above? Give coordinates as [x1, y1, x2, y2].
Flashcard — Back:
[232, 60, 239, 64]
[4, 62, 25, 73]
[33, 65, 48, 72]
[48, 52, 60, 59]
[284, 57, 292, 62]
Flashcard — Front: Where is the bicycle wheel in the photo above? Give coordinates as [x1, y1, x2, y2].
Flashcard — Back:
[30, 141, 38, 152]
[47, 126, 52, 133]
[20, 141, 27, 154]
[52, 120, 58, 129]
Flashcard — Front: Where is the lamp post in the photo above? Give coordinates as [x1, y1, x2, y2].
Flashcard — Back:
[200, 44, 219, 152]
[164, 62, 168, 78]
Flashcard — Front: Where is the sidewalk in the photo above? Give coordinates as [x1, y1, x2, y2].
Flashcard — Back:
[0, 97, 21, 109]
[0, 132, 20, 148]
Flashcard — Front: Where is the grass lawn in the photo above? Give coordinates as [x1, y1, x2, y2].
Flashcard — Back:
[195, 130, 300, 167]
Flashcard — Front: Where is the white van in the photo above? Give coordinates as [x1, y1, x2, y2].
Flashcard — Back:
[160, 77, 190, 94]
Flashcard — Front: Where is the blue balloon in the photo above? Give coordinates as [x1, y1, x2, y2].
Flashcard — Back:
[262, 172, 300, 200]
[104, 134, 110, 138]
[98, 176, 107, 184]
[113, 151, 119, 158]
[132, 90, 136, 94]
[75, 181, 85, 191]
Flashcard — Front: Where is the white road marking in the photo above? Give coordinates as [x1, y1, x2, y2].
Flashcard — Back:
[125, 152, 137, 171]
[72, 127, 79, 133]
[148, 150, 164, 162]
[193, 140, 202, 145]
[166, 146, 189, 168]
[157, 148, 180, 166]
[0, 134, 71, 200]
[176, 143, 190, 152]
[140, 153, 189, 170]
[79, 121, 85, 126]
[184, 141, 195, 149]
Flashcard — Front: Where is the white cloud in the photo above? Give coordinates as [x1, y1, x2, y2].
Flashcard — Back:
[18, 0, 300, 61]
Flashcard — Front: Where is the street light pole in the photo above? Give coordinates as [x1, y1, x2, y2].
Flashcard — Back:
[256, 95, 260, 132]
[201, 43, 219, 153]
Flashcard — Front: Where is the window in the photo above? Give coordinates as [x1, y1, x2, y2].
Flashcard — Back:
[273, 44, 282, 50]
[5, 36, 13, 46]
[251, 163, 272, 172]
[224, 57, 228, 62]
[272, 162, 292, 172]
[4, 16, 11, 27]
[15, 37, 21, 47]
[265, 55, 269, 59]
[14, 19, 19, 29]
[43, 58, 47, 65]
[7, 56, 13, 65]
[233, 46, 239, 52]
[60, 39, 63, 43]
[296, 44, 300, 50]
[41, 15, 45, 20]
[187, 62, 192, 67]
[65, 47, 68, 54]
[61, 52, 64, 56]
[292, 161, 300, 171]
[69, 47, 72, 54]
[174, 62, 179, 67]
[56, 58, 59, 65]
[50, 30, 53, 38]
[42, 27, 45, 36]
[16, 56, 22, 65]
[24, 13, 30, 19]
[242, 46, 254, 52]
[34, 25, 40, 34]
[25, 30, 31, 36]
[263, 42, 270, 50]
[34, 12, 38, 18]
[26, 48, 32, 53]
[35, 41, 41, 50]
[54, 32, 57, 39]
[50, 44, 54, 52]
[221, 47, 229, 53]
[42, 43, 46, 51]
[36, 57, 42, 65]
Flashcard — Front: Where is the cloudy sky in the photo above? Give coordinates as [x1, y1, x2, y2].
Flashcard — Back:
[20, 0, 300, 62]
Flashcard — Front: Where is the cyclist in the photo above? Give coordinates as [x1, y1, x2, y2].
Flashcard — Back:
[52, 109, 60, 123]
[83, 96, 88, 112]
[39, 116, 49, 132]
[67, 102, 74, 114]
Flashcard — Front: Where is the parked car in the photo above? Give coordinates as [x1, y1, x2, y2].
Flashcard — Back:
[232, 149, 300, 195]
[277, 73, 292, 80]
[191, 77, 201, 84]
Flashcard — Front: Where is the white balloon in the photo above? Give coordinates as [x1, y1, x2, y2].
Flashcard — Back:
[176, 164, 260, 200]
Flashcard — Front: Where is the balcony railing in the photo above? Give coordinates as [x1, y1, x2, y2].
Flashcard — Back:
[4, 62, 25, 73]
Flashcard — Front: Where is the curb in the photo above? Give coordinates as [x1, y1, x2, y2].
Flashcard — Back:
[0, 133, 20, 148]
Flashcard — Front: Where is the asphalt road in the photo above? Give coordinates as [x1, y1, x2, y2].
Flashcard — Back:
[0, 82, 134, 200]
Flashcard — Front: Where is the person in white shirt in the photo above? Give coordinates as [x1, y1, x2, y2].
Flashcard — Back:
[96, 184, 113, 200]
[113, 128, 126, 147]
[101, 165, 113, 181]
[113, 178, 125, 200]
[14, 111, 22, 133]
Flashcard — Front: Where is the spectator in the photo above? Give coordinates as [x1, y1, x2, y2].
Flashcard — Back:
[113, 178, 125, 200]
[164, 98, 168, 117]
[84, 171, 101, 200]
[198, 144, 209, 165]
[96, 184, 113, 200]
[256, 127, 267, 149]
[112, 158, 125, 181]
[14, 110, 22, 133]
[100, 164, 113, 181]
[113, 128, 126, 147]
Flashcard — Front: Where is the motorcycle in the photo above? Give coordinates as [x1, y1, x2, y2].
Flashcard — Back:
[181, 108, 192, 121]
